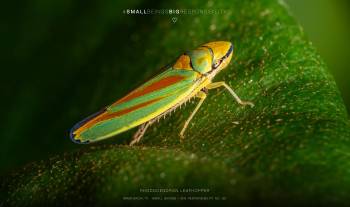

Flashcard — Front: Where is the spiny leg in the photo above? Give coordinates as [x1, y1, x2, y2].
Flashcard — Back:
[130, 120, 154, 146]
[207, 81, 254, 107]
[179, 91, 207, 139]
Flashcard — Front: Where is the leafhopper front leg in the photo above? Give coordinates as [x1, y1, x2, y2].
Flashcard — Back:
[207, 81, 254, 107]
[179, 91, 207, 139]
[130, 120, 155, 146]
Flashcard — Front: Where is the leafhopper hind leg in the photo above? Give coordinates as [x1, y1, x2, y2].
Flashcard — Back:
[207, 81, 254, 107]
[179, 82, 254, 139]
[179, 91, 207, 139]
[130, 120, 155, 146]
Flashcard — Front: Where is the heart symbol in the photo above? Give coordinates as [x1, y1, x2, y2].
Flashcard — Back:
[172, 17, 177, 23]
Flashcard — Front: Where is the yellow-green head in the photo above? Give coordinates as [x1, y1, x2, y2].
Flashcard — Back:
[173, 41, 233, 74]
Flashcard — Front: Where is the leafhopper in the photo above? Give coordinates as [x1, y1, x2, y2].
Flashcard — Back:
[70, 41, 254, 145]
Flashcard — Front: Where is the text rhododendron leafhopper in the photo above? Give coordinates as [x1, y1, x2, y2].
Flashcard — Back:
[70, 41, 254, 145]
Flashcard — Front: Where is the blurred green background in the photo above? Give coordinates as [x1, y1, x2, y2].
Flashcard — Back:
[1, 0, 349, 174]
[285, 0, 350, 114]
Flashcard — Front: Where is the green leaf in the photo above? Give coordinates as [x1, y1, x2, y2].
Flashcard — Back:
[2, 0, 350, 206]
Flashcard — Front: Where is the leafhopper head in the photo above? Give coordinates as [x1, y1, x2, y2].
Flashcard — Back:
[203, 41, 233, 72]
[176, 41, 233, 75]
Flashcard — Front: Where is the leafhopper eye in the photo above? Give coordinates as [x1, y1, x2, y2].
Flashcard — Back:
[212, 59, 223, 69]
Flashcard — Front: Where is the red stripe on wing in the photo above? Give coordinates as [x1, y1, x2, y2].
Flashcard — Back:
[73, 97, 163, 136]
[112, 75, 185, 106]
